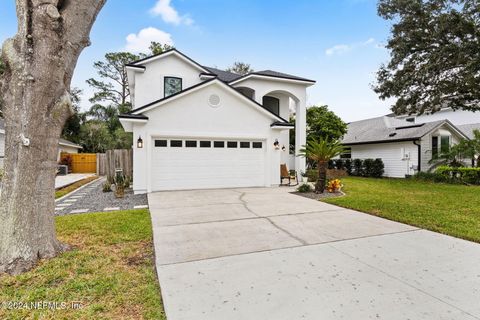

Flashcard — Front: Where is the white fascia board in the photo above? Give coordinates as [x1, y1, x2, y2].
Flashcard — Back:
[119, 118, 147, 132]
[230, 74, 315, 86]
[271, 125, 294, 130]
[125, 65, 145, 73]
[132, 51, 209, 73]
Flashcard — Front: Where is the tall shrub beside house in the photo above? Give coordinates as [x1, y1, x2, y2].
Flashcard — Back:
[299, 138, 344, 193]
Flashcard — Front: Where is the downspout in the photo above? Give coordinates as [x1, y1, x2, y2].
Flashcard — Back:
[413, 140, 421, 172]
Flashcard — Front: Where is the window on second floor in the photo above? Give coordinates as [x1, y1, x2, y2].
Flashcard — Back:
[262, 96, 280, 116]
[164, 77, 182, 97]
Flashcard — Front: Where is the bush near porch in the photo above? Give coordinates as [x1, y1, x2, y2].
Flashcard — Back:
[324, 177, 480, 243]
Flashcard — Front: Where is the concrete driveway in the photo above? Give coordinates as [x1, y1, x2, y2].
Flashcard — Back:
[149, 188, 480, 320]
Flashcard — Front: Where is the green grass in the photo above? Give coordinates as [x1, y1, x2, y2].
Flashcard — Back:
[0, 209, 165, 320]
[324, 177, 480, 243]
[55, 176, 99, 199]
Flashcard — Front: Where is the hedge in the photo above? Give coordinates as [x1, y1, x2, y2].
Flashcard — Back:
[435, 166, 480, 185]
[306, 158, 385, 180]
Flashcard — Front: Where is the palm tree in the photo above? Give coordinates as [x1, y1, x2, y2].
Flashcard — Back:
[298, 138, 345, 193]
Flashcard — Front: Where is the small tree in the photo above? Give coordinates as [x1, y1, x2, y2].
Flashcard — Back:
[298, 138, 345, 193]
[226, 62, 253, 75]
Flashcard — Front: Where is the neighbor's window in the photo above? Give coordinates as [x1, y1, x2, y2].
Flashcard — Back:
[432, 136, 439, 158]
[262, 96, 280, 116]
[164, 77, 182, 97]
[440, 135, 450, 154]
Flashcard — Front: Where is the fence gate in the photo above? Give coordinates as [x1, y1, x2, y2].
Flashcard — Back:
[69, 153, 97, 173]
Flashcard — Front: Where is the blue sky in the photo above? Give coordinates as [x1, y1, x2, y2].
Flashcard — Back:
[0, 0, 394, 122]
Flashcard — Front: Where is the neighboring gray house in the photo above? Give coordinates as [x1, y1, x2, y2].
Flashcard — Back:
[341, 116, 469, 178]
[0, 119, 82, 168]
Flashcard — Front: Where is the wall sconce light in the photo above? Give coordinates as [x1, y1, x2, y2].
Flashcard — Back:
[273, 139, 280, 149]
[282, 145, 286, 151]
[137, 136, 143, 148]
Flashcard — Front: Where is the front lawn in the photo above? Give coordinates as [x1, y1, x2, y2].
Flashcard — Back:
[0, 209, 165, 320]
[324, 177, 480, 243]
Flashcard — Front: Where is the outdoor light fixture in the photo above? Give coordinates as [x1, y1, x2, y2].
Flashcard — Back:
[273, 139, 280, 149]
[137, 136, 143, 148]
[282, 145, 286, 151]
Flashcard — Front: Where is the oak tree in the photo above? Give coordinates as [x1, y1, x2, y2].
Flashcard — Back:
[375, 0, 480, 115]
[0, 0, 106, 275]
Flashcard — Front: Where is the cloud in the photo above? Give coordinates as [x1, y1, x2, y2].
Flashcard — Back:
[325, 44, 351, 56]
[325, 38, 380, 56]
[150, 0, 194, 26]
[124, 27, 174, 53]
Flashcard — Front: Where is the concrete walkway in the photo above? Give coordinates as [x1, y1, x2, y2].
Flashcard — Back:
[149, 188, 480, 320]
[55, 173, 96, 189]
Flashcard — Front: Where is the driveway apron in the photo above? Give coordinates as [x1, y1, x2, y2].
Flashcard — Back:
[149, 187, 480, 320]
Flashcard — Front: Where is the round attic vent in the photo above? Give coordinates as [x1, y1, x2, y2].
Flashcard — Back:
[208, 94, 221, 108]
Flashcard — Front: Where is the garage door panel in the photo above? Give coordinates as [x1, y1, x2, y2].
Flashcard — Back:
[151, 138, 266, 191]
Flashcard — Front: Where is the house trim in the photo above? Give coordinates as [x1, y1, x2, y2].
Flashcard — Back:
[343, 138, 418, 146]
[126, 49, 210, 73]
[128, 78, 291, 124]
[229, 73, 316, 86]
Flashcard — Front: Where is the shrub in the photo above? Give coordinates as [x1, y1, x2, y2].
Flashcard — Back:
[372, 158, 385, 178]
[328, 160, 335, 169]
[435, 166, 480, 185]
[306, 169, 318, 182]
[335, 159, 345, 170]
[352, 159, 363, 176]
[344, 159, 352, 175]
[363, 159, 375, 177]
[59, 154, 73, 172]
[327, 179, 343, 193]
[297, 183, 313, 193]
[103, 182, 112, 192]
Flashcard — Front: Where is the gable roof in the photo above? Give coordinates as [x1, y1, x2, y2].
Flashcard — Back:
[457, 123, 480, 139]
[126, 48, 210, 73]
[202, 66, 242, 82]
[342, 116, 467, 145]
[124, 78, 290, 124]
[229, 70, 316, 85]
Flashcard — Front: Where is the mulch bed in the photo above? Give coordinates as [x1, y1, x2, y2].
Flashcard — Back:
[291, 190, 344, 200]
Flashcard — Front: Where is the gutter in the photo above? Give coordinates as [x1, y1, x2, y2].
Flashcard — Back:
[413, 140, 421, 172]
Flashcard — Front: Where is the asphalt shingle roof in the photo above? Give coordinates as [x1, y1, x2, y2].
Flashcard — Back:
[253, 70, 315, 82]
[203, 66, 242, 82]
[457, 123, 480, 139]
[342, 116, 449, 145]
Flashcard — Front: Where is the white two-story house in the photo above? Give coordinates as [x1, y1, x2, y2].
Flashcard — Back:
[119, 49, 315, 193]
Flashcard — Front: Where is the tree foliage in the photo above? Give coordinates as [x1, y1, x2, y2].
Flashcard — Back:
[290, 105, 347, 152]
[148, 41, 173, 55]
[61, 88, 85, 144]
[226, 62, 253, 75]
[375, 0, 480, 115]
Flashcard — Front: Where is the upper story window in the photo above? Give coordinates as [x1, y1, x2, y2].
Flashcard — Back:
[164, 77, 182, 97]
[262, 96, 280, 116]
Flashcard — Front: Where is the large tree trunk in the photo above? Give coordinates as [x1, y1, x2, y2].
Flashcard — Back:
[0, 0, 106, 275]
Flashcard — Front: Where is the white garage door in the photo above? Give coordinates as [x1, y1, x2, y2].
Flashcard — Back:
[150, 138, 266, 191]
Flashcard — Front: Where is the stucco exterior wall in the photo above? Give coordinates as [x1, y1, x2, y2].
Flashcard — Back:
[133, 54, 204, 108]
[130, 82, 287, 193]
[57, 145, 80, 161]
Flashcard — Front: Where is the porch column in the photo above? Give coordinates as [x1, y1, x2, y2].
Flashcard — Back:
[295, 98, 306, 175]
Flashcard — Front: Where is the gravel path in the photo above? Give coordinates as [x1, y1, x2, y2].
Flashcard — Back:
[55, 177, 148, 216]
